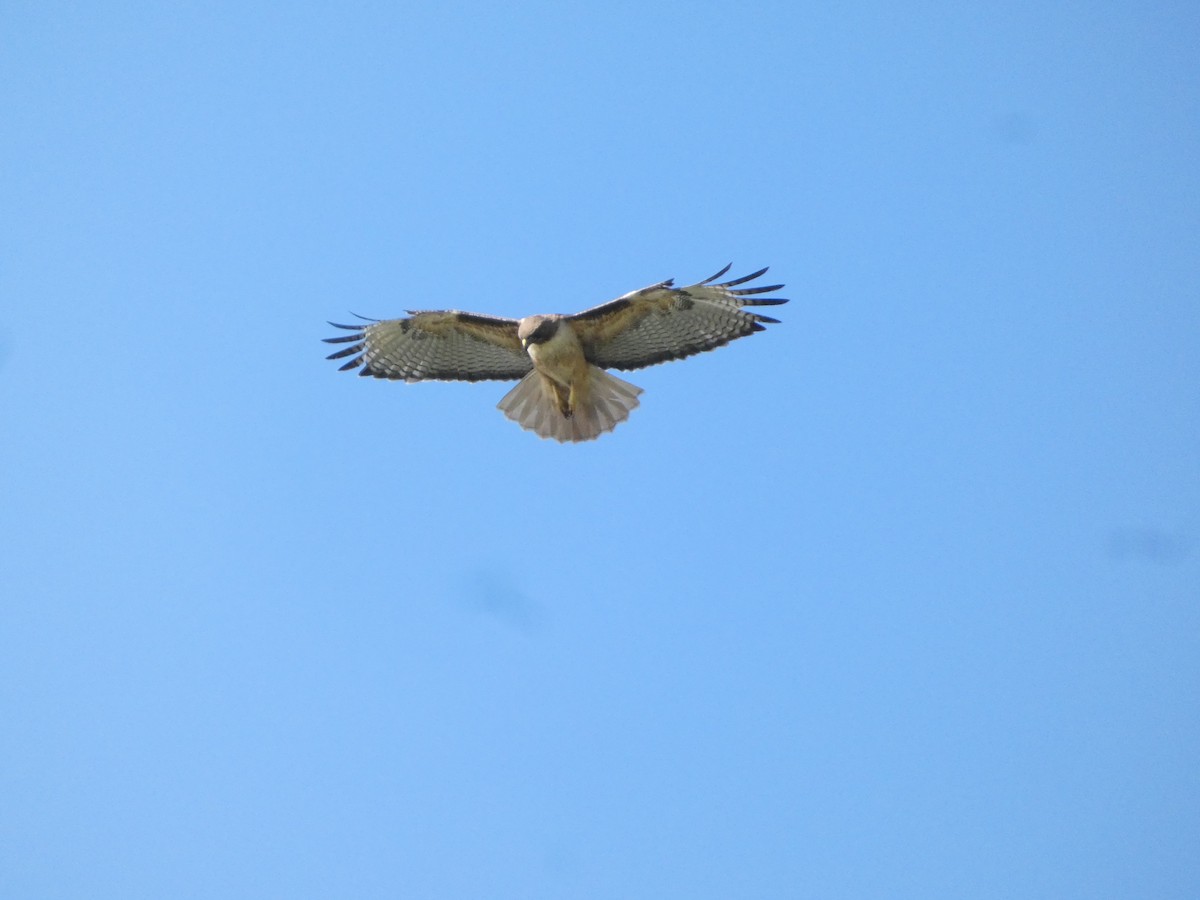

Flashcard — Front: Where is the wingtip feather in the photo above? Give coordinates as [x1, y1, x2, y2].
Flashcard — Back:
[326, 344, 364, 360]
[719, 266, 769, 287]
[700, 263, 734, 284]
[731, 283, 785, 296]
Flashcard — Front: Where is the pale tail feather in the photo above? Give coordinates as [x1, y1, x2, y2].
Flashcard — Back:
[497, 367, 642, 443]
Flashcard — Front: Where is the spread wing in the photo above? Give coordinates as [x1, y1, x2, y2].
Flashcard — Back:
[324, 310, 532, 382]
[568, 265, 787, 371]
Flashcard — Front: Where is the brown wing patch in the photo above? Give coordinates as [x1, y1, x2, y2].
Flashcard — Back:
[568, 281, 676, 348]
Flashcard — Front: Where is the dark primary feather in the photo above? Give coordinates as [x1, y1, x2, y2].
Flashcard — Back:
[570, 265, 788, 371]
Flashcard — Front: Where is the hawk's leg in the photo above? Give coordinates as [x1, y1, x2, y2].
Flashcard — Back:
[547, 378, 573, 419]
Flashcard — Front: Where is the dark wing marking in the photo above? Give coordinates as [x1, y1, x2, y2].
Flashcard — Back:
[568, 265, 787, 371]
[324, 310, 532, 382]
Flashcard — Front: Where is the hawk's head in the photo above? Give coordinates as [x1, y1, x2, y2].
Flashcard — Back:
[517, 316, 561, 350]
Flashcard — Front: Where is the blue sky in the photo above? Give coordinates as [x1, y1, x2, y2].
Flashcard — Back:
[2, 2, 1198, 897]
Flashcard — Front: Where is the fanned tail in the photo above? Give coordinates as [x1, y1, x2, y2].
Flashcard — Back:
[497, 367, 642, 443]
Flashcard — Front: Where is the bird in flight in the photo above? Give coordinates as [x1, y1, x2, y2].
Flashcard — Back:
[324, 264, 787, 442]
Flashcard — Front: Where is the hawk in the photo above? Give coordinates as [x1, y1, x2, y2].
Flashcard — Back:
[324, 264, 787, 442]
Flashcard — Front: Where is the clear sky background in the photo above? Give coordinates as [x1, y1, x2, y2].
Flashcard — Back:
[2, 3, 1198, 898]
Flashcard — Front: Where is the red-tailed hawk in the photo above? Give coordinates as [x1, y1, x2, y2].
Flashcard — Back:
[324, 264, 787, 442]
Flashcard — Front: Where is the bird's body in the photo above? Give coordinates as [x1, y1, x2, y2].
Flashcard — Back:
[325, 265, 787, 442]
[503, 314, 644, 442]
[518, 315, 589, 418]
